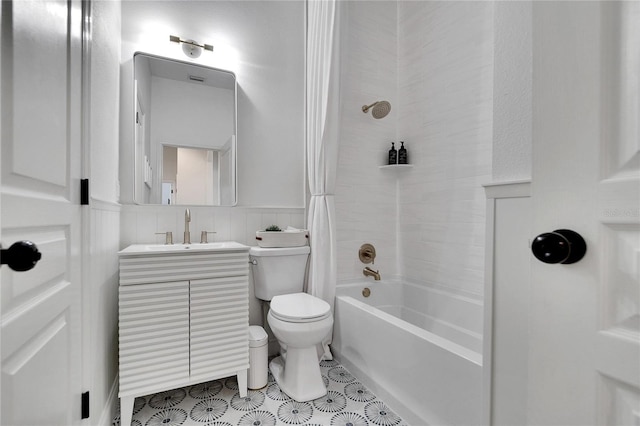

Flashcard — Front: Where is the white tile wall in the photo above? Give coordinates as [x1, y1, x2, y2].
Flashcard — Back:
[397, 1, 494, 297]
[337, 1, 493, 298]
[336, 1, 399, 282]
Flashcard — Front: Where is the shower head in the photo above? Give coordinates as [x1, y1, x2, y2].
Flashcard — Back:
[362, 101, 391, 119]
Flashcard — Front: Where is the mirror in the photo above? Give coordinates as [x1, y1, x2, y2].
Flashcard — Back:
[133, 52, 237, 205]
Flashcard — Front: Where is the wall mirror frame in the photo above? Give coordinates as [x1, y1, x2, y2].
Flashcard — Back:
[133, 52, 237, 206]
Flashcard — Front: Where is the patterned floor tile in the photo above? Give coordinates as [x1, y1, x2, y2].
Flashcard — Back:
[113, 360, 408, 426]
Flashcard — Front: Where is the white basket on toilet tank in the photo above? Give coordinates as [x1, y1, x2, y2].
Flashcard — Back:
[255, 227, 308, 248]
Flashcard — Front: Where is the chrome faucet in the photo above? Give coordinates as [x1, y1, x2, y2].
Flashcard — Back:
[363, 266, 380, 281]
[184, 208, 191, 244]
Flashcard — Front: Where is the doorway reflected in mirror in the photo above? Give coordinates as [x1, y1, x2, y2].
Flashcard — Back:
[134, 52, 237, 206]
[161, 141, 235, 206]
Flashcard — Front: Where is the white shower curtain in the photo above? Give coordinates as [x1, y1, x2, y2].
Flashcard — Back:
[306, 0, 340, 359]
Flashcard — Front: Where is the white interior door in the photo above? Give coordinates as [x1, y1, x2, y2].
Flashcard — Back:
[530, 2, 640, 424]
[1, 1, 83, 424]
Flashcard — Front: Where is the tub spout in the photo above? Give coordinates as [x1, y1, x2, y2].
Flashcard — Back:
[363, 266, 380, 281]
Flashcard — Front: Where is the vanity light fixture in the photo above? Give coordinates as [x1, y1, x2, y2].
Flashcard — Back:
[169, 35, 214, 58]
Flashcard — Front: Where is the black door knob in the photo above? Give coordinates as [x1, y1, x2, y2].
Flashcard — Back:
[531, 229, 586, 264]
[1, 241, 42, 271]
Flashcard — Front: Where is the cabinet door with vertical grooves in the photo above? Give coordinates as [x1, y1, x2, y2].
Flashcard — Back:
[119, 280, 190, 394]
[190, 276, 249, 378]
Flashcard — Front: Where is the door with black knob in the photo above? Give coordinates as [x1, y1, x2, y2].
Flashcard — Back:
[0, 1, 83, 424]
[525, 2, 640, 424]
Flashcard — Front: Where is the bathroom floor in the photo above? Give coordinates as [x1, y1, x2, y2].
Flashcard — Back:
[113, 359, 407, 426]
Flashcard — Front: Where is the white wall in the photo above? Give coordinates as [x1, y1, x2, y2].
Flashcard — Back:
[484, 4, 534, 424]
[88, 204, 121, 425]
[492, 1, 532, 182]
[120, 0, 305, 208]
[397, 1, 494, 298]
[175, 148, 214, 205]
[335, 1, 399, 282]
[485, 186, 532, 426]
[90, 0, 122, 203]
[150, 76, 233, 148]
[87, 1, 121, 424]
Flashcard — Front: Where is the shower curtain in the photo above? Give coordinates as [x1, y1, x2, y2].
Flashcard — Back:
[306, 0, 340, 359]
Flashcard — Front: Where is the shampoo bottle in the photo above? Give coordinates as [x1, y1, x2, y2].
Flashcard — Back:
[388, 142, 397, 165]
[398, 141, 408, 164]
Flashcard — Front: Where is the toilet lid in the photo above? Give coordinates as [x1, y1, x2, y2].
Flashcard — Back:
[270, 293, 331, 323]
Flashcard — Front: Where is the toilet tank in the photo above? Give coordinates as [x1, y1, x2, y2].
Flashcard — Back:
[249, 246, 310, 301]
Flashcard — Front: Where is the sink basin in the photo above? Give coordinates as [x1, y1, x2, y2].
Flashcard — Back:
[119, 242, 249, 255]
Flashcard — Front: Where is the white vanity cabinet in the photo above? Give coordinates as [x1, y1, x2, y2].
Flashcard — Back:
[117, 244, 250, 426]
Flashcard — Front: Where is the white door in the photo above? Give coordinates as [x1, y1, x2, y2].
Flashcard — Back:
[1, 1, 83, 425]
[529, 2, 640, 424]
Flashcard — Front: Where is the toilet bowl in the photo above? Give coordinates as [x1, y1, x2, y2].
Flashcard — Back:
[267, 292, 333, 401]
[249, 246, 334, 402]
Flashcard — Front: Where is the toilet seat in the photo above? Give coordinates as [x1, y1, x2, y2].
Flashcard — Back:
[269, 293, 331, 323]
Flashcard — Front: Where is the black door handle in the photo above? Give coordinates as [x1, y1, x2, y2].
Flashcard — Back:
[531, 229, 586, 264]
[1, 241, 42, 271]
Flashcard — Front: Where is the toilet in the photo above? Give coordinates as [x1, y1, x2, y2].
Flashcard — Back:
[249, 246, 333, 402]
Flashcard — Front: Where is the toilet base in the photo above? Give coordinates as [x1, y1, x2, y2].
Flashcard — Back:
[269, 352, 327, 402]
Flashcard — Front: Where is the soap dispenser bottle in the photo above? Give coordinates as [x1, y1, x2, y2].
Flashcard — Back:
[388, 142, 397, 165]
[398, 141, 408, 164]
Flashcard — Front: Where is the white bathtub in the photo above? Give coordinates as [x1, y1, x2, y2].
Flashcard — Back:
[332, 280, 483, 425]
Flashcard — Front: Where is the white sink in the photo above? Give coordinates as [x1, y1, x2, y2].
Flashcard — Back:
[119, 241, 249, 255]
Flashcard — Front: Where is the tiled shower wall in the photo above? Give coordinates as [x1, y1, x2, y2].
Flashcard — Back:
[335, 1, 399, 282]
[337, 1, 493, 300]
[396, 1, 494, 297]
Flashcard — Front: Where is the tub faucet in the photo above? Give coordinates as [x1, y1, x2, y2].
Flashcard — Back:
[184, 208, 191, 244]
[363, 266, 380, 281]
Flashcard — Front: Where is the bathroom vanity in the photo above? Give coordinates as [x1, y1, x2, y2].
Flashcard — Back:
[117, 242, 250, 426]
